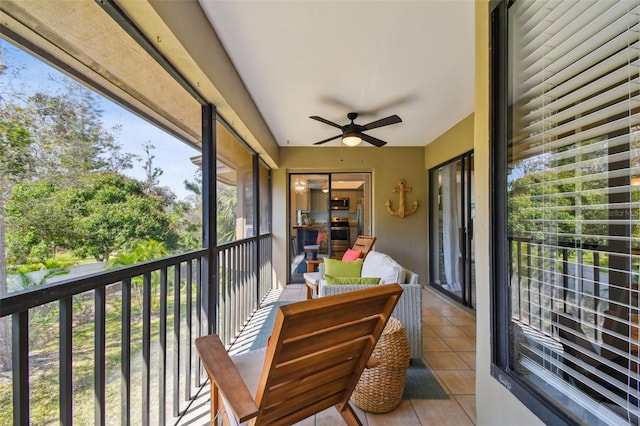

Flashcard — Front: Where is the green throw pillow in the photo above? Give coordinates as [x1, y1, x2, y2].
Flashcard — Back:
[323, 257, 363, 278]
[324, 275, 382, 285]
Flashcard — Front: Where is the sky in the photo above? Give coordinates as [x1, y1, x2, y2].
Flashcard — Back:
[1, 39, 200, 200]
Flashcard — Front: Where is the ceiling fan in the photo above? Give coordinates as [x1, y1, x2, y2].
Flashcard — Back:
[309, 112, 402, 147]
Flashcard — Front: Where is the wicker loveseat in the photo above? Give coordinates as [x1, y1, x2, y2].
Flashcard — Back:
[303, 250, 423, 358]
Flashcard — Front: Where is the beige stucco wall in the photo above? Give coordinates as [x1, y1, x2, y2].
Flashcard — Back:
[424, 113, 474, 170]
[271, 147, 428, 289]
[473, 1, 543, 424]
[422, 113, 474, 297]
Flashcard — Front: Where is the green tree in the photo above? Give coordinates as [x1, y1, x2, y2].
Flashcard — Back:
[176, 170, 202, 250]
[0, 46, 36, 371]
[6, 172, 178, 262]
[109, 239, 169, 310]
[109, 238, 169, 268]
[5, 180, 80, 263]
[217, 182, 237, 244]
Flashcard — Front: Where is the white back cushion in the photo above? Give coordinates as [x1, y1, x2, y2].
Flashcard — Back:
[361, 251, 406, 284]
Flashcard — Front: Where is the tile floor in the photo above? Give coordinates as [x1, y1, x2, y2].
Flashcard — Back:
[177, 284, 477, 425]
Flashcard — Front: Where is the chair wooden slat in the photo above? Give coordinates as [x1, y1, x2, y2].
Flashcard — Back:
[352, 235, 376, 257]
[278, 317, 380, 362]
[269, 343, 366, 384]
[267, 359, 358, 402]
[280, 299, 394, 337]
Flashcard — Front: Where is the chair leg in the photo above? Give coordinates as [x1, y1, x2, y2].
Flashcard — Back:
[335, 402, 362, 426]
[210, 380, 221, 425]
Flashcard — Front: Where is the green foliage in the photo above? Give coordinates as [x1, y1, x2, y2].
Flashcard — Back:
[0, 109, 34, 181]
[217, 182, 237, 244]
[176, 170, 202, 250]
[508, 167, 576, 242]
[15, 268, 68, 290]
[6, 172, 179, 262]
[109, 239, 169, 268]
[8, 252, 87, 274]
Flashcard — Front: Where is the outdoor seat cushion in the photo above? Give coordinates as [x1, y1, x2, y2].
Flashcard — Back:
[361, 251, 405, 284]
[222, 348, 266, 426]
[303, 271, 322, 286]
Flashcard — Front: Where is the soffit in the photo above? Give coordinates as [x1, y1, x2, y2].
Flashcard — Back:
[0, 0, 202, 149]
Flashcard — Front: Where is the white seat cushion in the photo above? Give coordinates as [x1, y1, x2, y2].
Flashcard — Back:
[222, 348, 265, 426]
[303, 271, 322, 285]
[361, 251, 406, 284]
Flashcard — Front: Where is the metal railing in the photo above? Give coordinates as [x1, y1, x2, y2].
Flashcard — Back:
[0, 234, 272, 425]
[509, 237, 631, 341]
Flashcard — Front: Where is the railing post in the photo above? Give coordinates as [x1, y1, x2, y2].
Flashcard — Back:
[60, 296, 73, 425]
[95, 287, 106, 426]
[253, 154, 260, 307]
[562, 248, 568, 313]
[12, 311, 29, 426]
[202, 103, 217, 336]
[121, 278, 131, 425]
[142, 272, 151, 426]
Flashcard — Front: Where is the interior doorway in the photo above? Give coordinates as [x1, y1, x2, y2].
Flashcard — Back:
[289, 173, 371, 283]
[429, 152, 475, 308]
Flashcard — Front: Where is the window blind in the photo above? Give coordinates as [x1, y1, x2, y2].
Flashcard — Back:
[507, 0, 640, 424]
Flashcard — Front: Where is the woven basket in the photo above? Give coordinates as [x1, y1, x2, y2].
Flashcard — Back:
[351, 317, 411, 413]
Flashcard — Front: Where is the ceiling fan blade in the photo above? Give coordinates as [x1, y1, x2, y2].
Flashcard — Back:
[362, 114, 402, 131]
[309, 115, 343, 129]
[313, 134, 342, 145]
[361, 133, 387, 147]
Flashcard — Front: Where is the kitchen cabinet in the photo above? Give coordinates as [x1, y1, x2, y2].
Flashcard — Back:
[309, 189, 328, 212]
[295, 190, 309, 212]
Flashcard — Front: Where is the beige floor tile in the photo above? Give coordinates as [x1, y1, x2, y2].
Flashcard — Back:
[411, 399, 474, 426]
[366, 400, 421, 426]
[423, 351, 470, 370]
[436, 306, 464, 316]
[455, 395, 477, 424]
[422, 307, 442, 316]
[423, 336, 452, 351]
[459, 325, 477, 339]
[314, 405, 368, 426]
[423, 315, 455, 326]
[442, 336, 476, 352]
[292, 415, 316, 426]
[445, 315, 477, 327]
[423, 294, 443, 308]
[422, 325, 438, 337]
[431, 324, 467, 338]
[434, 370, 476, 395]
[458, 351, 476, 370]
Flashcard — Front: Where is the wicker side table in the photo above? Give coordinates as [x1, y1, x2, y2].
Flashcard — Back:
[351, 317, 411, 413]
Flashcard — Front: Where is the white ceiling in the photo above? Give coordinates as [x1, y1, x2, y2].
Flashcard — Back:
[198, 1, 475, 148]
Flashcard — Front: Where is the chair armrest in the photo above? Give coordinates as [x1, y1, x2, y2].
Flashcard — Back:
[195, 334, 259, 423]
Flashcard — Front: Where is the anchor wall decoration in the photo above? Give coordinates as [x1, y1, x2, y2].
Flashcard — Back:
[385, 179, 419, 218]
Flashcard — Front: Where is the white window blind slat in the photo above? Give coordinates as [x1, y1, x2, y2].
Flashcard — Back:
[522, 65, 640, 129]
[520, 1, 635, 80]
[518, 18, 640, 101]
[514, 114, 640, 159]
[518, 1, 577, 50]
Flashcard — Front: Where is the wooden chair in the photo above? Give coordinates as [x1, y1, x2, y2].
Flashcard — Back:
[196, 284, 403, 425]
[351, 235, 376, 258]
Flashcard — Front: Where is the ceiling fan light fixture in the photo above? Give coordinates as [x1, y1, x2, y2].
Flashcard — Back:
[342, 132, 362, 147]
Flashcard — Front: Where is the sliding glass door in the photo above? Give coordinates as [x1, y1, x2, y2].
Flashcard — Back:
[429, 152, 475, 307]
[289, 173, 371, 283]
